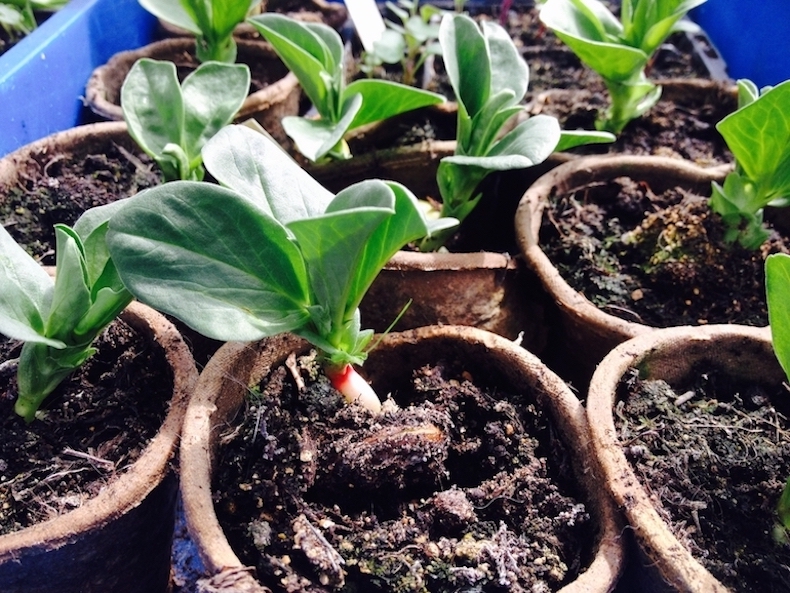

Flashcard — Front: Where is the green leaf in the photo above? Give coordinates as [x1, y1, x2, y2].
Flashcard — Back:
[0, 225, 59, 345]
[181, 61, 250, 163]
[282, 93, 362, 162]
[287, 181, 395, 334]
[439, 13, 490, 119]
[767, 253, 790, 382]
[248, 14, 340, 117]
[122, 59, 185, 170]
[344, 79, 445, 129]
[107, 182, 311, 342]
[139, 0, 201, 35]
[716, 80, 790, 199]
[44, 226, 92, 344]
[202, 125, 334, 222]
[342, 181, 431, 313]
[481, 20, 528, 105]
[555, 129, 616, 152]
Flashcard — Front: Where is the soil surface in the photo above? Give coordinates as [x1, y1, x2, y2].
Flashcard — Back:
[0, 139, 161, 264]
[616, 367, 790, 591]
[211, 352, 596, 592]
[540, 176, 790, 328]
[0, 319, 173, 535]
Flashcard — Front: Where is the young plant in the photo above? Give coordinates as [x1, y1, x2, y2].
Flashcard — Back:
[247, 13, 446, 162]
[709, 79, 790, 250]
[0, 201, 132, 422]
[764, 253, 790, 539]
[106, 125, 457, 413]
[539, 0, 708, 134]
[137, 0, 261, 62]
[361, 0, 445, 87]
[121, 57, 250, 182]
[417, 13, 614, 251]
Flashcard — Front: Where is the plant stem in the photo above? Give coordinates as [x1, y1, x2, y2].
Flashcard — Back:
[324, 363, 382, 414]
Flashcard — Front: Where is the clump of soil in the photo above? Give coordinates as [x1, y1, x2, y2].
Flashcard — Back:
[541, 176, 790, 327]
[616, 367, 790, 591]
[212, 352, 595, 592]
[0, 140, 161, 264]
[0, 319, 173, 534]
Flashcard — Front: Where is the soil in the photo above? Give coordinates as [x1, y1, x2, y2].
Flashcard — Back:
[0, 139, 161, 264]
[615, 366, 790, 591]
[0, 318, 173, 535]
[540, 176, 790, 328]
[211, 352, 596, 592]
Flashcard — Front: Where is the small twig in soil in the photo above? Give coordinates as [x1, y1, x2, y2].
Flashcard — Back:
[285, 352, 305, 392]
[61, 447, 116, 471]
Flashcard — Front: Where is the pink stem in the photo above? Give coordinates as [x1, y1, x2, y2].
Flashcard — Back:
[325, 364, 382, 414]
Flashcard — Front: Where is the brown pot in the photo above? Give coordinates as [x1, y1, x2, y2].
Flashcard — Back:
[514, 154, 730, 385]
[0, 300, 198, 593]
[308, 140, 571, 347]
[586, 324, 783, 592]
[84, 38, 301, 145]
[181, 325, 625, 592]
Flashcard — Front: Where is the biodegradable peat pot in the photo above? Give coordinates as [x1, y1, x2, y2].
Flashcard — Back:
[181, 326, 625, 592]
[309, 140, 570, 349]
[514, 154, 732, 386]
[586, 324, 789, 592]
[84, 38, 300, 145]
[0, 300, 198, 593]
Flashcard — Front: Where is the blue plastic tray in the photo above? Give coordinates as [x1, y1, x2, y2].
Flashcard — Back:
[691, 0, 790, 88]
[0, 0, 156, 157]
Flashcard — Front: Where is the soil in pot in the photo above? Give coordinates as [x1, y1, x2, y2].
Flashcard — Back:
[210, 350, 597, 592]
[0, 318, 173, 534]
[539, 174, 790, 329]
[614, 365, 790, 591]
[0, 133, 161, 265]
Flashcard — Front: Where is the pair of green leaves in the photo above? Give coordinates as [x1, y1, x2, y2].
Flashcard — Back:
[539, 0, 707, 133]
[106, 125, 456, 367]
[247, 13, 446, 162]
[122, 58, 250, 182]
[419, 13, 613, 251]
[138, 0, 260, 62]
[0, 202, 132, 421]
[710, 79, 790, 250]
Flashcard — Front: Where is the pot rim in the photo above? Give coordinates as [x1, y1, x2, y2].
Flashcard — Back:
[586, 323, 775, 592]
[180, 324, 625, 592]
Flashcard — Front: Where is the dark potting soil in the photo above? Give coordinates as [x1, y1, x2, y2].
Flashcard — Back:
[540, 176, 790, 328]
[212, 352, 595, 592]
[0, 318, 173, 535]
[616, 367, 790, 591]
[0, 140, 161, 264]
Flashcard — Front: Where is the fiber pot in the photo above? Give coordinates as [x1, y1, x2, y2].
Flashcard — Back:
[309, 139, 570, 349]
[0, 300, 198, 593]
[586, 324, 788, 592]
[84, 38, 300, 145]
[514, 154, 731, 386]
[180, 326, 625, 592]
